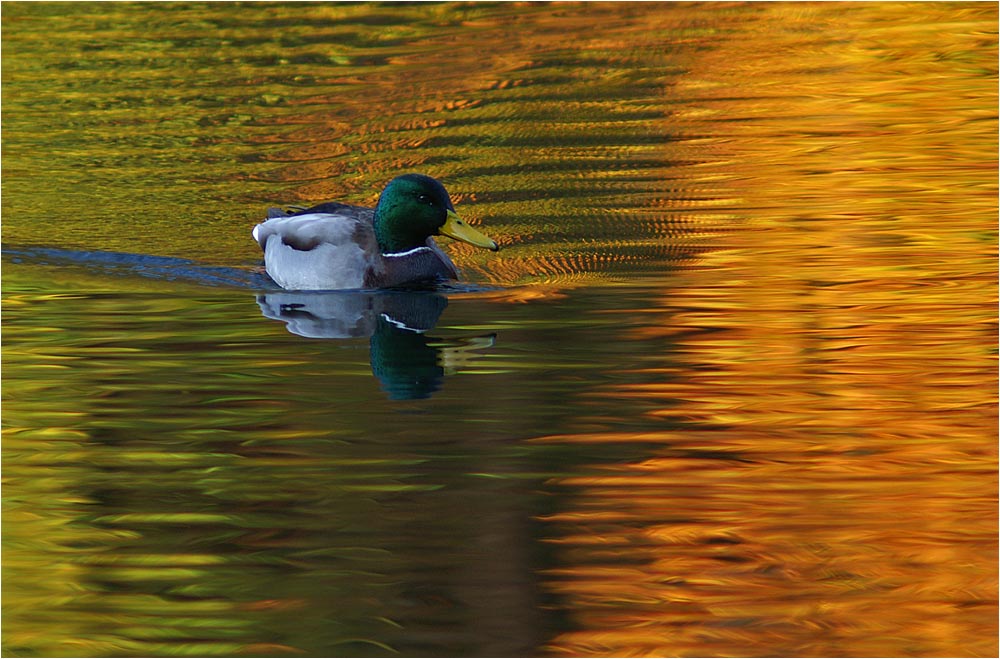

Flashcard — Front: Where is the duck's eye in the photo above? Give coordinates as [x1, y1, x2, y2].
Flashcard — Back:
[416, 193, 432, 205]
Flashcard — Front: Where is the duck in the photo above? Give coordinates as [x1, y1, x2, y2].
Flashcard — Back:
[252, 174, 498, 290]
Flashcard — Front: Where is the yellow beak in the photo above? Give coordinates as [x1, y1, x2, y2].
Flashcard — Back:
[439, 210, 499, 251]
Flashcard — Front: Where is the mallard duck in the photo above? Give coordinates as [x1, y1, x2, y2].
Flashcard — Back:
[252, 174, 498, 290]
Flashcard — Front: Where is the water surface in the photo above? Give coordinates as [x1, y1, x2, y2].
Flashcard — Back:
[3, 2, 997, 657]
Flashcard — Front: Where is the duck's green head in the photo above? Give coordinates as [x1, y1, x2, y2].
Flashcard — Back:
[373, 174, 498, 255]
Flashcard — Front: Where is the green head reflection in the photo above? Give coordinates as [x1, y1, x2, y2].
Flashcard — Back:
[256, 290, 492, 400]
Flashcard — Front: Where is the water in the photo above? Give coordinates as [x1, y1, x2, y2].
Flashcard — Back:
[2, 2, 997, 657]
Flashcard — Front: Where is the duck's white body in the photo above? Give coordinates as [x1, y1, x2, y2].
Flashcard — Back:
[252, 212, 371, 290]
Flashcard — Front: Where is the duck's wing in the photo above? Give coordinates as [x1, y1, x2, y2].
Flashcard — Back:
[266, 202, 368, 220]
[252, 209, 378, 290]
[253, 206, 375, 250]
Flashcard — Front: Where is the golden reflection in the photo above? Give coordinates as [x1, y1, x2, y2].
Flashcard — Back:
[532, 2, 998, 656]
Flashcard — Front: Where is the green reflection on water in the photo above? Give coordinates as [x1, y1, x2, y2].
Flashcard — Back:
[3, 276, 664, 657]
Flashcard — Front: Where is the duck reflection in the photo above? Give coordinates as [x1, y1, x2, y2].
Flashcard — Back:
[256, 290, 493, 399]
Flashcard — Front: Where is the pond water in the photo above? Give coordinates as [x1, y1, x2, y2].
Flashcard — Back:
[2, 2, 997, 657]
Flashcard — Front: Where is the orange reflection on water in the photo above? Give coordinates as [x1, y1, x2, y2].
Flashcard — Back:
[539, 445, 995, 657]
[536, 2, 997, 657]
